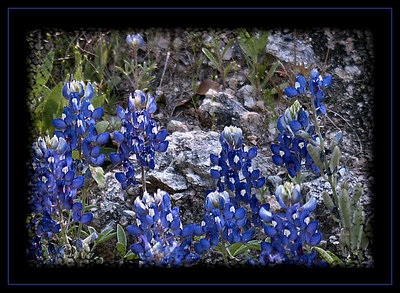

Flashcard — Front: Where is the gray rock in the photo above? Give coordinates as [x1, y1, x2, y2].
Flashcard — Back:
[266, 32, 315, 67]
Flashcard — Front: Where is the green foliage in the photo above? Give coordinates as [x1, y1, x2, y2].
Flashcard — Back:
[30, 50, 56, 100]
[34, 82, 65, 135]
[202, 32, 236, 87]
[116, 224, 138, 261]
[314, 247, 343, 267]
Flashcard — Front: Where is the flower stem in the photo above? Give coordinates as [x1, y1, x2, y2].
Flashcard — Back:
[219, 234, 229, 267]
[310, 96, 341, 222]
[56, 197, 69, 245]
[141, 165, 147, 193]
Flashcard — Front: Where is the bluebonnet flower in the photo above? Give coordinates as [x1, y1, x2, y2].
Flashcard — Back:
[53, 80, 109, 166]
[271, 100, 321, 177]
[257, 189, 322, 267]
[210, 126, 265, 206]
[110, 90, 169, 190]
[284, 68, 332, 116]
[126, 189, 200, 267]
[284, 74, 307, 98]
[126, 33, 145, 48]
[194, 190, 254, 255]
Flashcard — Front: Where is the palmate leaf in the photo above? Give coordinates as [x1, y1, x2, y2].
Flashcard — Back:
[31, 50, 55, 99]
[35, 82, 64, 135]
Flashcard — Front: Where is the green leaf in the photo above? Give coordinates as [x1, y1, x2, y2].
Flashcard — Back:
[100, 147, 117, 158]
[223, 62, 235, 79]
[96, 232, 116, 245]
[96, 120, 109, 134]
[351, 204, 365, 252]
[222, 39, 234, 60]
[228, 240, 261, 257]
[90, 165, 105, 187]
[116, 242, 126, 258]
[31, 50, 55, 99]
[314, 247, 343, 266]
[124, 250, 138, 260]
[202, 47, 220, 69]
[339, 187, 352, 230]
[117, 223, 127, 248]
[84, 204, 98, 212]
[91, 93, 107, 109]
[38, 82, 64, 135]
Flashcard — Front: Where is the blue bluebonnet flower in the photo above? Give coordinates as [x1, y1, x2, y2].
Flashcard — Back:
[284, 74, 307, 98]
[126, 33, 145, 48]
[53, 80, 109, 166]
[31, 135, 86, 217]
[194, 190, 254, 255]
[210, 126, 265, 206]
[126, 189, 200, 267]
[257, 192, 322, 266]
[274, 182, 301, 209]
[271, 100, 321, 177]
[285, 68, 332, 117]
[110, 90, 169, 190]
[29, 134, 94, 265]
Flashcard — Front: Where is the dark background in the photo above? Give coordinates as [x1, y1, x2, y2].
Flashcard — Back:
[5, 2, 396, 285]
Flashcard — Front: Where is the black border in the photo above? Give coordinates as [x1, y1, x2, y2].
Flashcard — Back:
[6, 4, 396, 286]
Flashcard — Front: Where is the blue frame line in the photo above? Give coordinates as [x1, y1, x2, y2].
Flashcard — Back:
[6, 6, 394, 286]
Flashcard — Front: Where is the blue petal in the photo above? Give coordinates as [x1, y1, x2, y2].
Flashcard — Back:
[272, 154, 284, 166]
[306, 220, 319, 234]
[250, 169, 260, 180]
[53, 118, 67, 129]
[113, 131, 124, 143]
[322, 75, 332, 87]
[263, 224, 277, 237]
[155, 129, 167, 142]
[130, 243, 144, 254]
[296, 74, 307, 93]
[72, 201, 83, 212]
[146, 94, 157, 114]
[116, 106, 126, 119]
[91, 153, 105, 166]
[302, 196, 317, 212]
[247, 146, 258, 159]
[210, 169, 221, 179]
[71, 176, 85, 189]
[80, 212, 93, 225]
[210, 154, 219, 165]
[126, 225, 142, 236]
[234, 207, 246, 220]
[62, 83, 69, 98]
[156, 141, 169, 152]
[97, 132, 110, 144]
[181, 225, 194, 237]
[84, 82, 94, 100]
[289, 120, 302, 132]
[200, 238, 211, 251]
[254, 176, 266, 188]
[92, 107, 104, 120]
[259, 205, 273, 223]
[309, 232, 322, 246]
[56, 137, 69, 155]
[284, 87, 299, 98]
[109, 152, 122, 164]
[277, 116, 287, 132]
[115, 172, 127, 183]
[91, 145, 101, 158]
